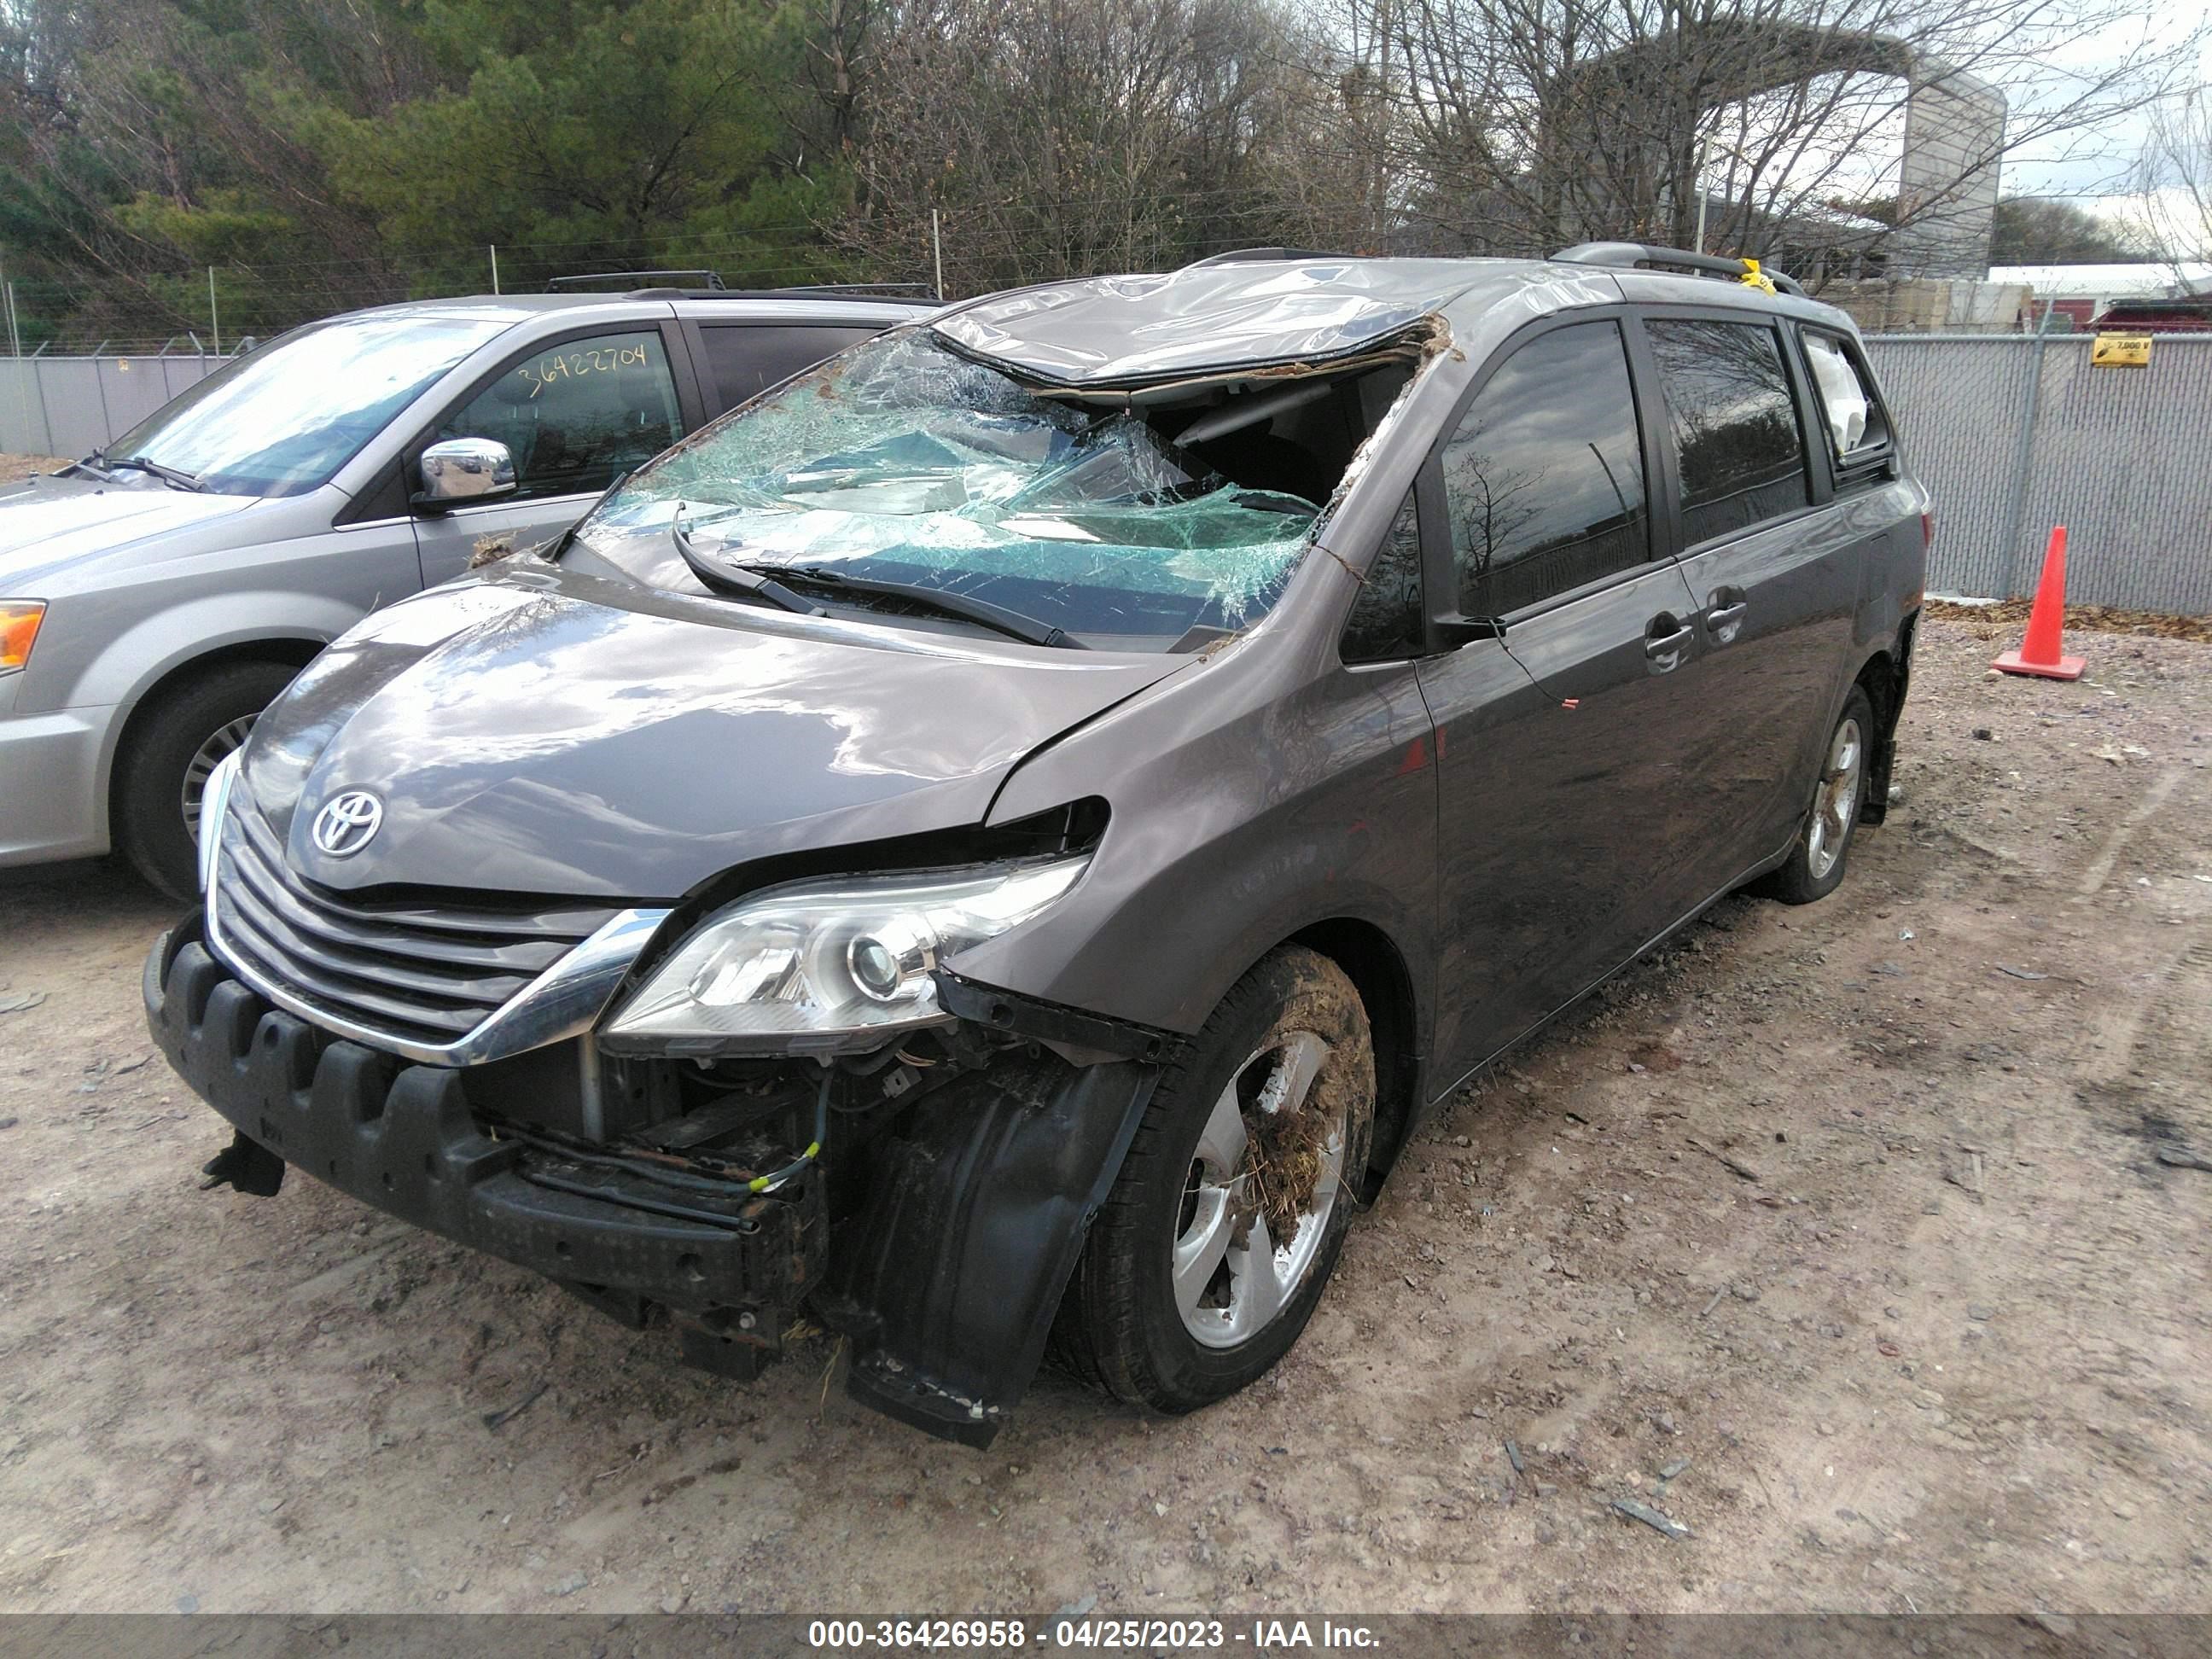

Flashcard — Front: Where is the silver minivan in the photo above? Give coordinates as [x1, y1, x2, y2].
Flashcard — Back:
[0, 288, 932, 895]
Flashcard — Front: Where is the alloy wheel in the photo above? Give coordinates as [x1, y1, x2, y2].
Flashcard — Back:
[1172, 1030, 1348, 1348]
[180, 714, 256, 841]
[1806, 715, 1864, 881]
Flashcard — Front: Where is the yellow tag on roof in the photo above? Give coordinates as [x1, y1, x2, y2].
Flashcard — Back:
[1738, 259, 1778, 296]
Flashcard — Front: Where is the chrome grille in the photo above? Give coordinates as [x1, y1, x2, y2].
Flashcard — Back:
[210, 805, 620, 1052]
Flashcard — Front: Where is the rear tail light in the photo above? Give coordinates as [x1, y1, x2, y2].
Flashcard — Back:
[1920, 510, 1934, 551]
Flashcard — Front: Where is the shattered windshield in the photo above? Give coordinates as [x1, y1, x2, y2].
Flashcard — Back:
[567, 329, 1320, 645]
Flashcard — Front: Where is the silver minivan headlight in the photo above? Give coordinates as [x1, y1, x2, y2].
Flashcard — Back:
[600, 856, 1090, 1056]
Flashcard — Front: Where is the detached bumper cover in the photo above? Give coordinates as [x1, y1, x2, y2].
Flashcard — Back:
[148, 915, 1162, 1446]
[819, 1051, 1159, 1444]
[145, 917, 813, 1314]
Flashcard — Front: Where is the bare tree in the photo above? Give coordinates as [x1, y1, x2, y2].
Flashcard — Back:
[1334, 0, 2206, 283]
[832, 0, 1374, 294]
[2126, 86, 2212, 276]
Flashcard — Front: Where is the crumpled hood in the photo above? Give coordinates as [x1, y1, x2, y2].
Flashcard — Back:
[0, 472, 259, 587]
[240, 563, 1185, 900]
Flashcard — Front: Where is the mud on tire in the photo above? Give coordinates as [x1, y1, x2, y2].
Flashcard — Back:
[1052, 945, 1376, 1414]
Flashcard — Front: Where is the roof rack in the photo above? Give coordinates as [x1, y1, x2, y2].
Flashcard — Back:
[613, 284, 939, 304]
[753, 282, 940, 302]
[545, 269, 728, 293]
[1551, 242, 1807, 299]
[544, 273, 940, 304]
[1181, 247, 1351, 269]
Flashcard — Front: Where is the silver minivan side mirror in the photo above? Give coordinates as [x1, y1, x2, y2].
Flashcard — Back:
[415, 438, 517, 509]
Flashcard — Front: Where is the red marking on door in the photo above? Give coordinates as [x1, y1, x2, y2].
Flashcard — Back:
[1395, 735, 1429, 775]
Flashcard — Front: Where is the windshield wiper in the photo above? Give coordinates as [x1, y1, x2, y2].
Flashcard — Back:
[544, 469, 634, 564]
[754, 563, 1086, 650]
[102, 454, 204, 492]
[670, 509, 1081, 648]
[670, 508, 827, 617]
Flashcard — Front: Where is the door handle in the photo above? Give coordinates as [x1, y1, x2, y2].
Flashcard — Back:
[1703, 588, 1749, 643]
[1644, 620, 1694, 672]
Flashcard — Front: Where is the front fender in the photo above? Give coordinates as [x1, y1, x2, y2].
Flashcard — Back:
[951, 656, 1438, 1044]
[72, 602, 358, 846]
[78, 596, 359, 713]
[819, 1053, 1158, 1446]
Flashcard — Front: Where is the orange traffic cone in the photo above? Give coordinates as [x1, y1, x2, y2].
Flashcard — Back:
[1994, 526, 2085, 681]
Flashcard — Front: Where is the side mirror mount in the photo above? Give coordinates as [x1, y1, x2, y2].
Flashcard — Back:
[1434, 613, 1508, 649]
[414, 438, 516, 511]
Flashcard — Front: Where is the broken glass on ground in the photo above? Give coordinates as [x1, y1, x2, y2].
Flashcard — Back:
[574, 330, 1320, 641]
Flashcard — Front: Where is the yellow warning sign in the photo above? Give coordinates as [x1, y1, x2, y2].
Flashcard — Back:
[2092, 332, 2152, 367]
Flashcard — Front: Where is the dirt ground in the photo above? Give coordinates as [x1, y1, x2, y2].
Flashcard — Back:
[0, 455, 69, 484]
[1, 614, 2208, 1617]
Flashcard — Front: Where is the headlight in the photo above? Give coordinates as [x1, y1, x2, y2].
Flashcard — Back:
[600, 856, 1090, 1056]
[0, 601, 44, 675]
[197, 749, 244, 895]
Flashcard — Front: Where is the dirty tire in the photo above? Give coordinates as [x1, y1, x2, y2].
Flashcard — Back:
[1756, 684, 1875, 906]
[114, 660, 297, 901]
[1053, 946, 1376, 1414]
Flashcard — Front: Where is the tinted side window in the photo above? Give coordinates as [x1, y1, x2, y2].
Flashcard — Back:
[700, 324, 878, 410]
[1441, 321, 1650, 615]
[1341, 491, 1424, 663]
[1645, 318, 1809, 544]
[438, 331, 681, 504]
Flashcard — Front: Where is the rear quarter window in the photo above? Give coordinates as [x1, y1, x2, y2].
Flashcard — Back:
[699, 324, 882, 411]
[1801, 329, 1895, 485]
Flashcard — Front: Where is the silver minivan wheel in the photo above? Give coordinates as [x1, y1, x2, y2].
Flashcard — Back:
[116, 659, 298, 901]
[181, 714, 258, 843]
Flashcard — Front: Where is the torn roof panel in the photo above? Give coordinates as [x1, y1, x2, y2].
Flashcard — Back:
[933, 258, 1560, 387]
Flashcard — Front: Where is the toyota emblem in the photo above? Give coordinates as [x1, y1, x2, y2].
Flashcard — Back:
[311, 790, 385, 857]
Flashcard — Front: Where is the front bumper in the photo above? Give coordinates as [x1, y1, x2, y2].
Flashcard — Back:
[0, 703, 114, 866]
[145, 917, 818, 1351]
[148, 913, 1164, 1445]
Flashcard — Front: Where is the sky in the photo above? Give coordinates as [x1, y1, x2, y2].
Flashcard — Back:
[1684, 0, 2209, 252]
[1995, 1, 2209, 228]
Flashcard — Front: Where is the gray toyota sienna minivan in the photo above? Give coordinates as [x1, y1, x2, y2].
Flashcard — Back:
[147, 245, 1927, 1443]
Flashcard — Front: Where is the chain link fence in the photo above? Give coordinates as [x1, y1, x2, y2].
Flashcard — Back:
[1865, 331, 2212, 615]
[4, 326, 2209, 616]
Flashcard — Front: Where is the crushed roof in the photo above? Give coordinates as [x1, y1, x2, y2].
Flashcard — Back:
[931, 258, 1595, 386]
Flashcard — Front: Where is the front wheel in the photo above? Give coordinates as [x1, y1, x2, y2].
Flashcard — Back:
[114, 661, 299, 900]
[1756, 685, 1873, 905]
[1053, 945, 1376, 1413]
